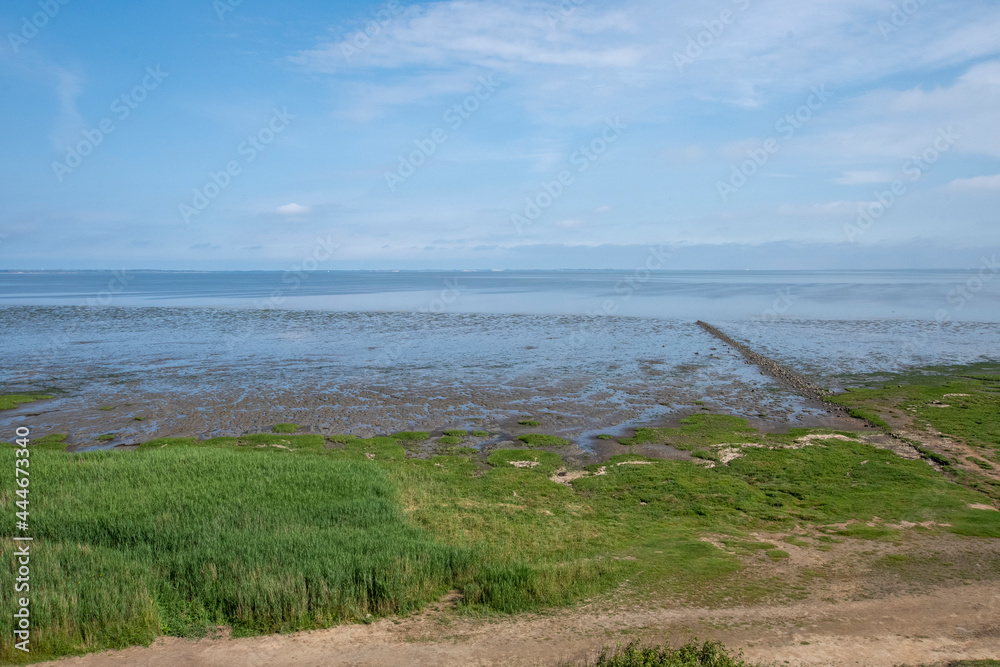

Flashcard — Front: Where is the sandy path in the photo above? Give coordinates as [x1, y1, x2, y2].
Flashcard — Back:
[38, 583, 1000, 667]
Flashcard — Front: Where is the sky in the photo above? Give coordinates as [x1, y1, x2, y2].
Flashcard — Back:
[1, 0, 999, 270]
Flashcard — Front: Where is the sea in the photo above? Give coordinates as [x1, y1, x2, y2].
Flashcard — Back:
[0, 269, 997, 376]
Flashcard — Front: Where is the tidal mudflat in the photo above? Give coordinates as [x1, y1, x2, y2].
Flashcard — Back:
[1, 307, 996, 451]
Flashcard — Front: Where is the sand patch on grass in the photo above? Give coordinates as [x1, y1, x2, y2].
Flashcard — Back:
[549, 469, 590, 486]
[793, 433, 863, 447]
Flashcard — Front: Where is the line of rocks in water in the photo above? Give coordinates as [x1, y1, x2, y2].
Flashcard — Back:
[695, 320, 848, 414]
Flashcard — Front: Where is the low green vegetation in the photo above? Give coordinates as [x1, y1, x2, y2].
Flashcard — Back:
[3, 386, 1000, 664]
[33, 433, 68, 449]
[0, 393, 53, 411]
[829, 365, 1000, 454]
[969, 456, 994, 470]
[517, 433, 571, 447]
[619, 415, 758, 449]
[596, 434, 614, 440]
[828, 364, 1000, 501]
[518, 419, 541, 426]
[1, 444, 465, 663]
[444, 429, 468, 437]
[438, 436, 463, 446]
[580, 640, 759, 667]
[99, 406, 114, 411]
[97, 433, 115, 442]
[392, 431, 431, 442]
[471, 430, 490, 438]
[272, 423, 300, 433]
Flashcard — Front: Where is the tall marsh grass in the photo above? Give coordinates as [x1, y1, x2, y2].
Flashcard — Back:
[1, 447, 470, 663]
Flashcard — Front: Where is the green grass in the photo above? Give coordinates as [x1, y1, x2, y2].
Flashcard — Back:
[272, 423, 300, 433]
[0, 445, 471, 664]
[471, 431, 490, 438]
[580, 640, 760, 666]
[33, 434, 69, 449]
[0, 394, 53, 411]
[438, 436, 463, 446]
[391, 432, 431, 442]
[4, 408, 1000, 663]
[597, 434, 614, 440]
[518, 420, 542, 427]
[968, 456, 995, 470]
[828, 366, 1000, 502]
[97, 434, 115, 442]
[619, 415, 759, 449]
[829, 368, 1000, 453]
[517, 434, 571, 447]
[99, 406, 114, 411]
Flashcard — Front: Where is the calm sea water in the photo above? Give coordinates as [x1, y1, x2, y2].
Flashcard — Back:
[1, 269, 998, 321]
[0, 270, 996, 389]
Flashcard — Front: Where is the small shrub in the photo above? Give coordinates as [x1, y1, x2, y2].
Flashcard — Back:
[586, 639, 760, 666]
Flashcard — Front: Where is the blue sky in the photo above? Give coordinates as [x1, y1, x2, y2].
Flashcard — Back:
[1, 0, 999, 270]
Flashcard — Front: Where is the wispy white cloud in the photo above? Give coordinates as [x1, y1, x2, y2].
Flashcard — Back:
[276, 203, 310, 215]
[784, 59, 1000, 165]
[48, 68, 85, 152]
[944, 174, 1000, 191]
[832, 170, 896, 185]
[292, 1, 642, 72]
[776, 201, 861, 217]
